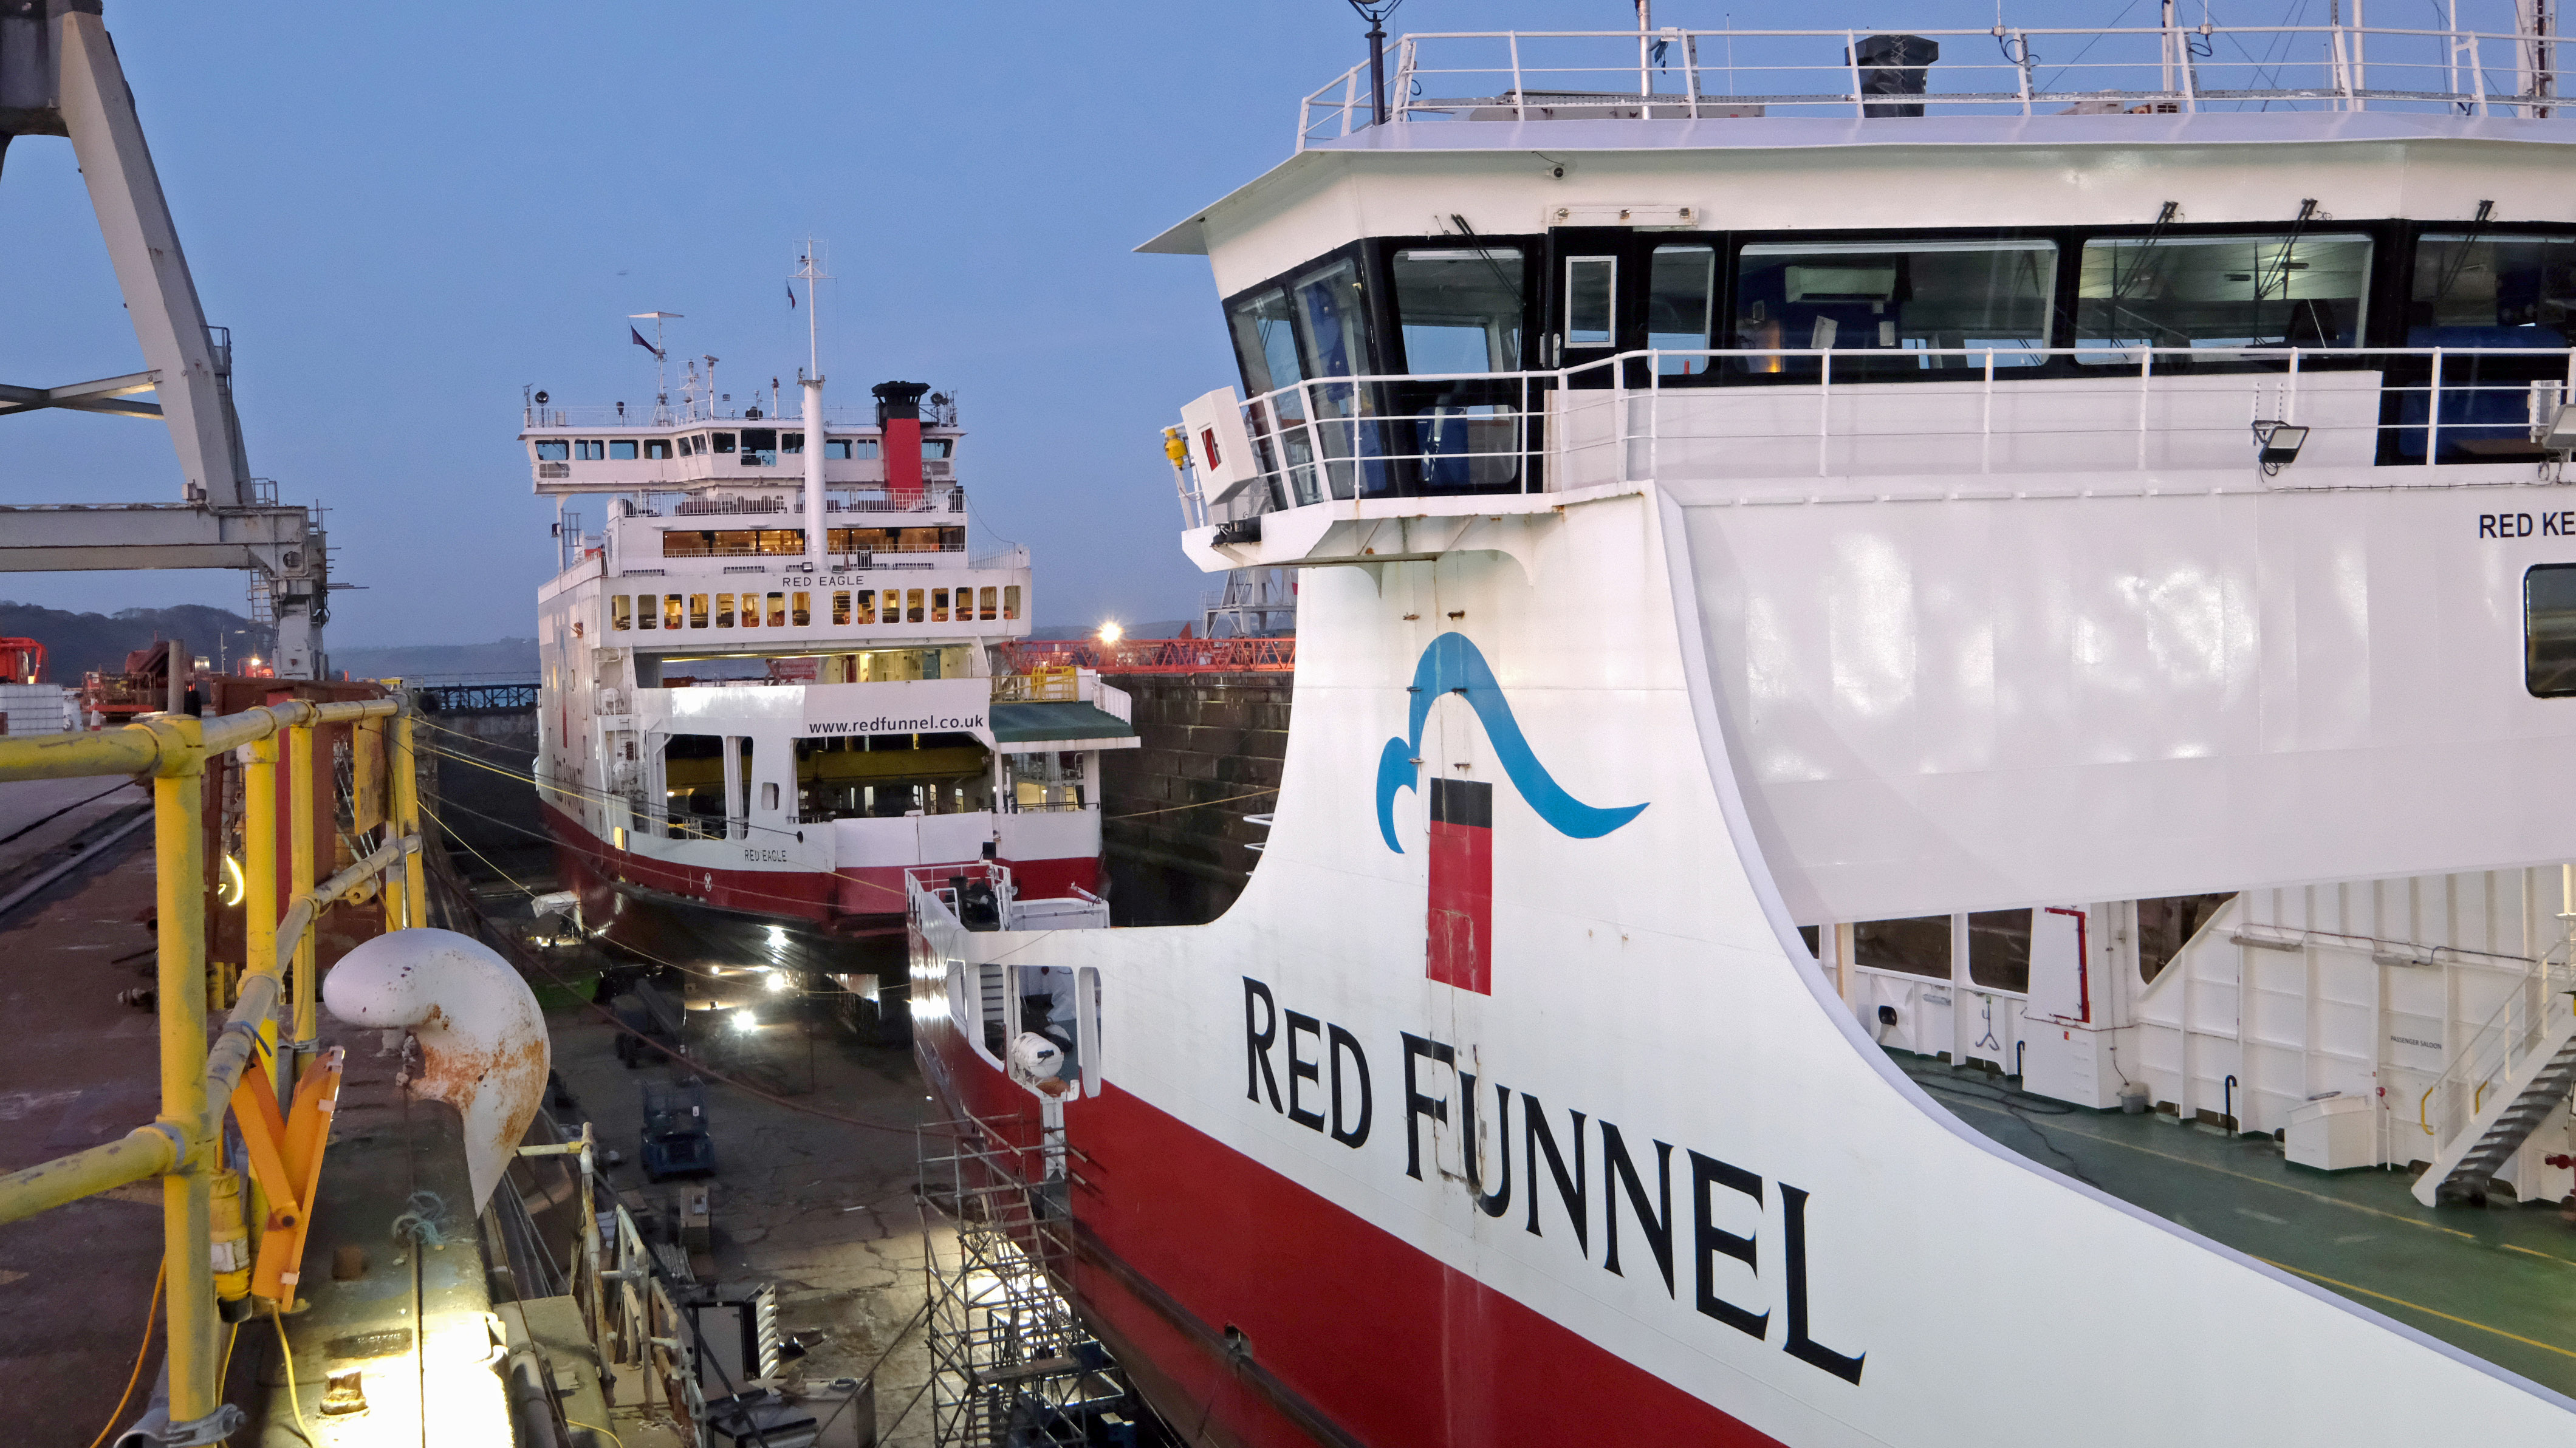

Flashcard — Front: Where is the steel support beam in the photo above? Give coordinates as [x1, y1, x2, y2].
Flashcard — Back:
[0, 369, 162, 418]
[54, 10, 248, 506]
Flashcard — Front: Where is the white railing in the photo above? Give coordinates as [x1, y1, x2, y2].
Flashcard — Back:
[1179, 346, 2576, 529]
[524, 401, 889, 429]
[1300, 17, 2575, 147]
[2417, 941, 2576, 1163]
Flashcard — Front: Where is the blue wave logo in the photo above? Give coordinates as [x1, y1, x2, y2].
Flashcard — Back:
[1374, 633, 1648, 852]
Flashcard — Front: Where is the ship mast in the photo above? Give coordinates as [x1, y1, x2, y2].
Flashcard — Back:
[795, 241, 832, 576]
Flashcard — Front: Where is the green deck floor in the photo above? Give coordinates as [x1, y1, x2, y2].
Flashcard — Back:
[1900, 1055, 2576, 1398]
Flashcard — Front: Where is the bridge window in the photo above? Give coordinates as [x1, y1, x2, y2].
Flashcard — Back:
[792, 590, 812, 627]
[1565, 256, 1616, 347]
[1228, 285, 1304, 394]
[609, 595, 632, 630]
[1649, 245, 1717, 375]
[2076, 233, 2369, 363]
[574, 440, 605, 460]
[2529, 564, 2576, 696]
[1392, 245, 1526, 374]
[534, 439, 569, 461]
[678, 435, 697, 457]
[825, 439, 852, 459]
[716, 593, 736, 628]
[688, 593, 708, 629]
[1737, 239, 2056, 374]
[645, 439, 671, 459]
[2414, 234, 2576, 341]
[636, 594, 657, 630]
[610, 440, 638, 460]
[713, 432, 736, 453]
[742, 428, 779, 466]
[924, 439, 954, 459]
[1854, 915, 1948, 978]
[782, 431, 804, 454]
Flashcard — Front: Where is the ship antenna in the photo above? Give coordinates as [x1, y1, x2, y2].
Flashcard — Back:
[793, 239, 830, 383]
[629, 310, 683, 423]
[793, 240, 833, 576]
[1347, 0, 1403, 126]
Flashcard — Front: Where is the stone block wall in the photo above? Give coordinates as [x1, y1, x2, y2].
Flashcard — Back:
[1097, 672, 1290, 926]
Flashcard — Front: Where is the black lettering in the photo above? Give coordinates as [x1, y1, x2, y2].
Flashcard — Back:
[2563, 511, 2572, 537]
[2482, 514, 2498, 538]
[1243, 978, 1279, 1111]
[1285, 1011, 1326, 1131]
[1327, 1024, 1371, 1148]
[1521, 1093, 1589, 1254]
[1780, 1183, 1865, 1385]
[2549, 511, 2564, 537]
[1690, 1151, 1769, 1340]
[1600, 1122, 1676, 1294]
[1459, 1073, 1512, 1218]
[2520, 512, 2537, 537]
[1401, 1033, 1454, 1181]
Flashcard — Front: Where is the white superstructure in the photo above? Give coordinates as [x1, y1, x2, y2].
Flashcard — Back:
[911, 15, 2576, 1448]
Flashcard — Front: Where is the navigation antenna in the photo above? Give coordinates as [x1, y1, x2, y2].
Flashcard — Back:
[792, 239, 831, 384]
[630, 310, 681, 423]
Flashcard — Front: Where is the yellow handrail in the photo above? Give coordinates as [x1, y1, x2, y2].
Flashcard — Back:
[0, 694, 412, 1437]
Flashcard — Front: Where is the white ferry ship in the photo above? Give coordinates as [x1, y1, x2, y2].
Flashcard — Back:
[909, 13, 2576, 1447]
[529, 319, 1131, 1037]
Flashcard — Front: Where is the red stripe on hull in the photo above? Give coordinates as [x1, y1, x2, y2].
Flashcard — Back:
[914, 1023, 1783, 1448]
[540, 801, 1096, 928]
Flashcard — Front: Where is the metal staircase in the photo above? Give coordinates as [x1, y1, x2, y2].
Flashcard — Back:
[2411, 949, 2576, 1206]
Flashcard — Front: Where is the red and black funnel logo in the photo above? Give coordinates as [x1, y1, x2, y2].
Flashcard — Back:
[1427, 777, 1494, 994]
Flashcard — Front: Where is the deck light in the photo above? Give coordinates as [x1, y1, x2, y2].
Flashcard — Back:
[731, 1008, 759, 1033]
[2252, 420, 2309, 474]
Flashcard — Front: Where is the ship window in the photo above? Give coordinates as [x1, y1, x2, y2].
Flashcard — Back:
[832, 591, 851, 626]
[678, 435, 696, 457]
[688, 594, 709, 628]
[742, 428, 779, 466]
[2077, 233, 2370, 363]
[2414, 234, 2576, 340]
[857, 590, 877, 624]
[609, 595, 632, 630]
[1292, 256, 1372, 380]
[1649, 245, 1717, 375]
[2136, 893, 2235, 983]
[924, 439, 954, 459]
[1004, 585, 1021, 621]
[933, 589, 950, 623]
[979, 586, 997, 621]
[611, 440, 638, 460]
[1854, 915, 1948, 979]
[766, 592, 786, 627]
[534, 439, 569, 461]
[716, 593, 736, 628]
[1966, 909, 2031, 993]
[1228, 285, 1304, 395]
[851, 439, 880, 459]
[782, 431, 804, 454]
[1392, 245, 1526, 374]
[826, 439, 852, 459]
[739, 593, 758, 628]
[762, 782, 779, 812]
[573, 439, 605, 460]
[645, 439, 671, 459]
[1565, 256, 1616, 347]
[2529, 564, 2576, 695]
[734, 737, 754, 836]
[636, 593, 658, 630]
[1737, 239, 2056, 375]
[663, 595, 683, 630]
[713, 432, 737, 453]
[902, 589, 923, 623]
[792, 590, 812, 627]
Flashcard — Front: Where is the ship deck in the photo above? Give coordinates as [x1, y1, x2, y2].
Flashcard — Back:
[1902, 1054, 2576, 1398]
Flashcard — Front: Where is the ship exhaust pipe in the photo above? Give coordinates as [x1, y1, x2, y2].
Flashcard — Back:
[874, 380, 932, 508]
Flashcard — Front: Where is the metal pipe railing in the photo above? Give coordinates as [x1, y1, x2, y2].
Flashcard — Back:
[0, 692, 413, 1436]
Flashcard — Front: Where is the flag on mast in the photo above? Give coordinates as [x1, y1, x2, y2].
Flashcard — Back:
[629, 326, 663, 360]
[787, 282, 798, 309]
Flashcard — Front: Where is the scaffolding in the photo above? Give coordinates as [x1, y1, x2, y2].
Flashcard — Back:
[920, 1115, 1137, 1448]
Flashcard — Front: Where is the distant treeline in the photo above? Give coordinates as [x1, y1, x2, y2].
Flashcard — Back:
[0, 600, 272, 681]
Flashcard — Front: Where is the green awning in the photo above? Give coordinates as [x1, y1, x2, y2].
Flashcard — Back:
[986, 700, 1139, 748]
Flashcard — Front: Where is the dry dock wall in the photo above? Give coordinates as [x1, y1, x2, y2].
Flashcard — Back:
[1097, 671, 1287, 926]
